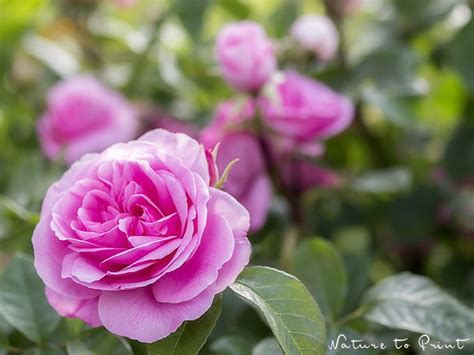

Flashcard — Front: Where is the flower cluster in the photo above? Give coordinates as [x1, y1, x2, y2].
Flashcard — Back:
[33, 12, 354, 344]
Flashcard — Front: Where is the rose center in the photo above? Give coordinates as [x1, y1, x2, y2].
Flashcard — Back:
[130, 205, 145, 218]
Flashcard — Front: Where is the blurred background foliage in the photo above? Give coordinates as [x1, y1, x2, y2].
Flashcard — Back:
[0, 0, 474, 354]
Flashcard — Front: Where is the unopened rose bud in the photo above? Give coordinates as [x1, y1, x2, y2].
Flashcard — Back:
[290, 14, 339, 61]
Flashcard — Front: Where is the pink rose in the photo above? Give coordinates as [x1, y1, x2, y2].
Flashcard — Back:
[32, 129, 251, 343]
[37, 76, 138, 165]
[215, 21, 276, 92]
[290, 14, 339, 61]
[201, 101, 272, 232]
[259, 71, 354, 142]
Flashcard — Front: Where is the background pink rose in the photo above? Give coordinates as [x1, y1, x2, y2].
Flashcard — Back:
[290, 14, 339, 61]
[201, 100, 272, 232]
[215, 21, 276, 92]
[37, 76, 138, 165]
[32, 129, 250, 343]
[259, 71, 354, 142]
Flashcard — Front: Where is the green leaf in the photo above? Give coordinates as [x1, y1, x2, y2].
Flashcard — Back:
[351, 168, 412, 194]
[446, 19, 474, 91]
[292, 239, 348, 320]
[66, 341, 94, 355]
[79, 329, 132, 355]
[172, 0, 210, 40]
[252, 337, 282, 355]
[443, 119, 474, 179]
[361, 272, 474, 342]
[147, 295, 222, 355]
[0, 253, 60, 343]
[24, 344, 65, 355]
[209, 335, 254, 355]
[218, 0, 250, 19]
[230, 266, 327, 355]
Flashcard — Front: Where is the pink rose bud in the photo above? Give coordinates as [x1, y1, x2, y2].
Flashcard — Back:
[33, 129, 251, 343]
[259, 71, 354, 142]
[290, 14, 339, 61]
[215, 21, 277, 92]
[37, 76, 138, 165]
[201, 100, 272, 232]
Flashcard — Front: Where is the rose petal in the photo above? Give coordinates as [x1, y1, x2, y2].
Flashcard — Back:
[153, 214, 234, 303]
[98, 286, 215, 343]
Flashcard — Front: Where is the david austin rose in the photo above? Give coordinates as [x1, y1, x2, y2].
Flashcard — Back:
[259, 71, 354, 142]
[201, 100, 272, 232]
[215, 21, 276, 92]
[290, 14, 339, 61]
[37, 76, 138, 164]
[32, 129, 251, 343]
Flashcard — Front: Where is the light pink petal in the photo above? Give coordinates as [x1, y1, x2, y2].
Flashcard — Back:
[46, 287, 101, 327]
[153, 214, 234, 303]
[240, 174, 272, 231]
[138, 129, 210, 184]
[214, 236, 251, 293]
[208, 188, 250, 238]
[33, 214, 100, 300]
[98, 287, 216, 343]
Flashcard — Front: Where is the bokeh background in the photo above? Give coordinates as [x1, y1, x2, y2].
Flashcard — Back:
[0, 0, 473, 354]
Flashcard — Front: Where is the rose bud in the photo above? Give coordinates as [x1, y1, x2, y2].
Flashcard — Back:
[290, 14, 339, 62]
[37, 76, 138, 165]
[215, 21, 276, 92]
[259, 71, 354, 143]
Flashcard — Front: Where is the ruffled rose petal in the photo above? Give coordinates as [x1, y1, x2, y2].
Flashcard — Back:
[153, 214, 234, 303]
[207, 188, 250, 238]
[45, 288, 101, 327]
[98, 286, 215, 343]
[139, 129, 210, 184]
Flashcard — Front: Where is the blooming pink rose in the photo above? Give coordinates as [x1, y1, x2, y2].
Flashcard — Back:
[290, 14, 339, 61]
[37, 76, 138, 165]
[215, 21, 276, 92]
[32, 129, 250, 343]
[259, 71, 354, 142]
[201, 101, 272, 232]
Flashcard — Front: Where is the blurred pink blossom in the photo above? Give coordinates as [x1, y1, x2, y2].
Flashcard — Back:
[37, 76, 138, 164]
[291, 14, 339, 61]
[215, 21, 276, 92]
[259, 71, 354, 143]
[201, 100, 272, 232]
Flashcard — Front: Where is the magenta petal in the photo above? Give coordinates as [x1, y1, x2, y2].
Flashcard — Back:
[240, 174, 272, 232]
[214, 236, 251, 293]
[33, 214, 100, 300]
[208, 188, 250, 238]
[98, 286, 215, 343]
[138, 129, 210, 184]
[45, 288, 101, 327]
[153, 214, 234, 303]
